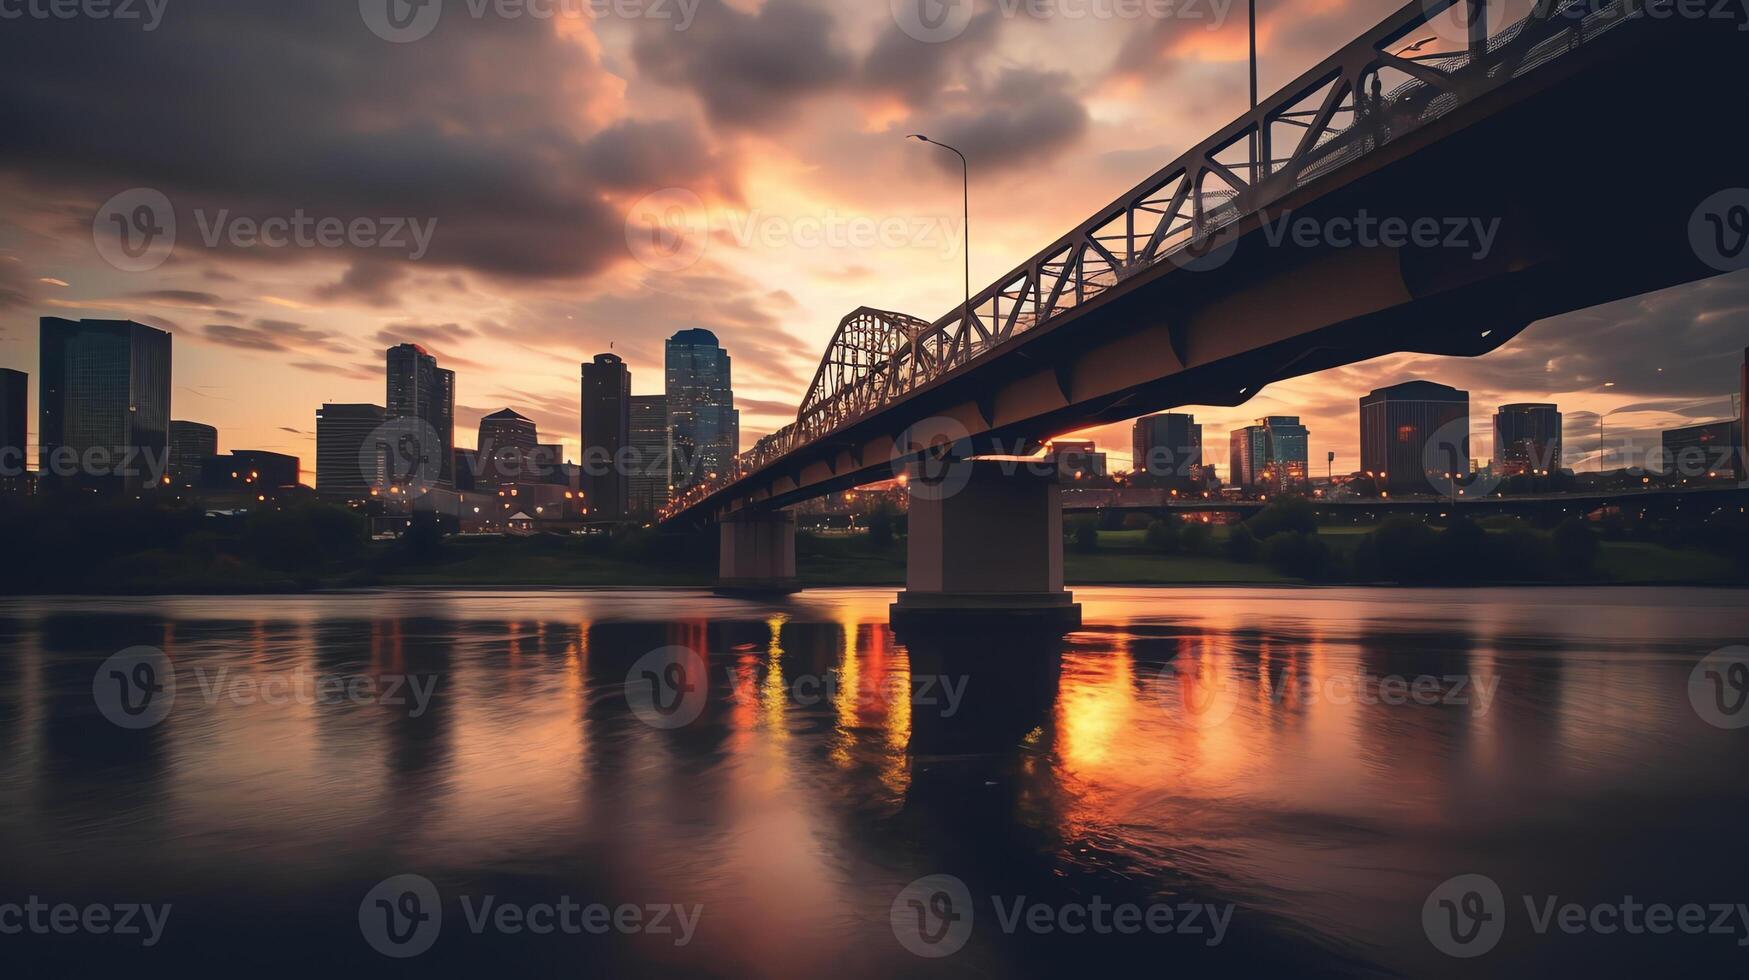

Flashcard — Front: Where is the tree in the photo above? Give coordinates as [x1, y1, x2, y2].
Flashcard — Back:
[1181, 522, 1213, 555]
[1144, 519, 1181, 553]
[1226, 524, 1260, 563]
[867, 501, 896, 549]
[1070, 517, 1100, 553]
[1250, 497, 1318, 539]
[1551, 517, 1599, 576]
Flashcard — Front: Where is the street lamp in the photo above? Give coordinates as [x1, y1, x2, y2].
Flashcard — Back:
[908, 135, 971, 337]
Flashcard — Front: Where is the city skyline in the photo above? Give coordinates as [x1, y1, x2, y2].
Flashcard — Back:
[2, 1, 1745, 482]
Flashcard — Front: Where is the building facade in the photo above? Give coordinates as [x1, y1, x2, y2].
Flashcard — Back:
[166, 420, 218, 490]
[1132, 413, 1202, 487]
[385, 343, 454, 489]
[1258, 416, 1310, 490]
[200, 450, 300, 493]
[1229, 425, 1268, 488]
[1662, 419, 1741, 479]
[580, 352, 631, 521]
[665, 329, 738, 491]
[38, 317, 172, 494]
[1048, 439, 1108, 481]
[628, 394, 669, 518]
[476, 408, 538, 490]
[316, 403, 385, 500]
[1493, 403, 1562, 477]
[1360, 381, 1470, 495]
[0, 368, 25, 486]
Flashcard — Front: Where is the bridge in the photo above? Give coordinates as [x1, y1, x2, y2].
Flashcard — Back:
[1059, 485, 1749, 517]
[665, 0, 1749, 629]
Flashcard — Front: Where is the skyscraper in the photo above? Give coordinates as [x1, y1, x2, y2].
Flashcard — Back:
[0, 368, 25, 484]
[167, 420, 218, 489]
[385, 343, 454, 489]
[1360, 381, 1470, 495]
[1259, 416, 1310, 490]
[628, 394, 669, 517]
[1229, 425, 1268, 488]
[665, 329, 737, 490]
[316, 403, 385, 500]
[1493, 403, 1562, 477]
[477, 408, 538, 489]
[1132, 413, 1202, 488]
[581, 352, 631, 521]
[38, 317, 171, 493]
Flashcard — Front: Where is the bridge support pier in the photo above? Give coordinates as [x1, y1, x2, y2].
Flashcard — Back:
[715, 509, 800, 597]
[891, 460, 1081, 635]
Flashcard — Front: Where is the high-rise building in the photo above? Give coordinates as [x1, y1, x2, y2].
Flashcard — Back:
[1739, 346, 1747, 481]
[628, 394, 669, 517]
[1132, 413, 1202, 487]
[316, 403, 385, 500]
[1494, 403, 1562, 477]
[665, 329, 737, 490]
[1259, 416, 1310, 490]
[1662, 419, 1741, 479]
[477, 408, 538, 489]
[167, 420, 218, 489]
[1229, 425, 1268, 488]
[1360, 381, 1470, 495]
[385, 343, 454, 488]
[0, 368, 25, 485]
[38, 317, 171, 493]
[581, 352, 631, 521]
[200, 450, 300, 493]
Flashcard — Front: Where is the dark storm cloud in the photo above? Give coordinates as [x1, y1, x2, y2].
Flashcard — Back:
[313, 261, 407, 308]
[120, 289, 227, 306]
[0, 1, 734, 287]
[0, 258, 43, 311]
[920, 69, 1090, 174]
[632, 0, 854, 128]
[859, 11, 1003, 107]
[371, 323, 476, 348]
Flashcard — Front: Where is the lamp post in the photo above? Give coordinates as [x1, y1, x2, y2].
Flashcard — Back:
[908, 135, 971, 337]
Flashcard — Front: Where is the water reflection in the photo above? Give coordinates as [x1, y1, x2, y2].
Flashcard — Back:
[0, 588, 1745, 977]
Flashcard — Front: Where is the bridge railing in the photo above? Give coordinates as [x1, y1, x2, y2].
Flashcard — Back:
[661, 0, 1642, 522]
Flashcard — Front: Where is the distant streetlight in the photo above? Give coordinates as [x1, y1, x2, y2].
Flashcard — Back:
[908, 135, 971, 339]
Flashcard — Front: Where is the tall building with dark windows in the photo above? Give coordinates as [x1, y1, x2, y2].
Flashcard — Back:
[0, 368, 25, 486]
[167, 420, 218, 490]
[581, 353, 631, 521]
[385, 343, 454, 488]
[1360, 381, 1470, 495]
[665, 329, 737, 490]
[1662, 419, 1741, 479]
[477, 408, 538, 489]
[316, 403, 385, 500]
[1229, 425, 1268, 488]
[628, 394, 669, 517]
[1132, 413, 1202, 488]
[1259, 416, 1310, 491]
[38, 317, 171, 494]
[1493, 403, 1562, 477]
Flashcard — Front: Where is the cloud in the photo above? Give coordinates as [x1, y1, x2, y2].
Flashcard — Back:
[313, 260, 406, 307]
[290, 360, 379, 381]
[632, 0, 854, 129]
[201, 318, 353, 355]
[917, 69, 1090, 174]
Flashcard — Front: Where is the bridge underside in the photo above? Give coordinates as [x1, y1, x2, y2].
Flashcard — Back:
[671, 13, 1748, 527]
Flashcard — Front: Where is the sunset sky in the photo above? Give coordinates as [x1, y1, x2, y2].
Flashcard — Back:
[1, 0, 1743, 482]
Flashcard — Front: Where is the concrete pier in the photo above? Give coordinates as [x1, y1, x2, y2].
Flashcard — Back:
[716, 509, 799, 596]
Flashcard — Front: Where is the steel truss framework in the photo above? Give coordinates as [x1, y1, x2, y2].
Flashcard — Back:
[663, 0, 1648, 521]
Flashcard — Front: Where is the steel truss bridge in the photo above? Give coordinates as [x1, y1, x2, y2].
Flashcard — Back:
[663, 0, 1748, 526]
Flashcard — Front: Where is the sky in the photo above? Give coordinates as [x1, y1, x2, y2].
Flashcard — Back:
[0, 0, 1743, 483]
